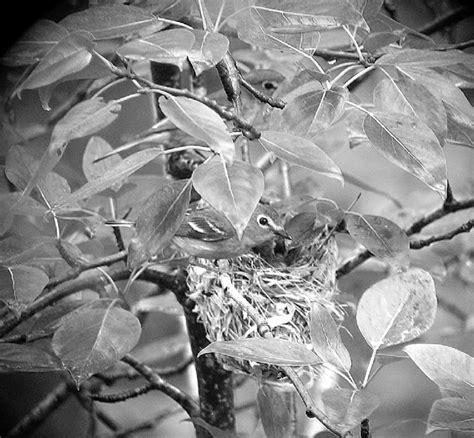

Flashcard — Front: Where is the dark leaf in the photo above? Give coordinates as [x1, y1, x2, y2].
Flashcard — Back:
[404, 344, 474, 399]
[116, 28, 195, 69]
[52, 301, 142, 386]
[128, 179, 192, 269]
[257, 384, 293, 438]
[427, 397, 474, 434]
[188, 30, 229, 76]
[310, 304, 351, 374]
[0, 265, 49, 303]
[159, 95, 234, 161]
[357, 269, 437, 350]
[192, 156, 264, 238]
[54, 148, 163, 210]
[59, 5, 164, 40]
[363, 110, 447, 196]
[257, 131, 342, 182]
[198, 338, 321, 366]
[15, 31, 95, 94]
[345, 213, 410, 269]
[0, 343, 62, 372]
[363, 31, 401, 52]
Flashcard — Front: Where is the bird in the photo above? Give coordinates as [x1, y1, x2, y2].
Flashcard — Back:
[172, 203, 291, 259]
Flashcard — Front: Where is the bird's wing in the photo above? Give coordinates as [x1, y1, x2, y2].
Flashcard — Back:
[175, 215, 234, 241]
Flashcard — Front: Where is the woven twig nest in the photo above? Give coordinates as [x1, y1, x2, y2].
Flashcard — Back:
[187, 228, 341, 382]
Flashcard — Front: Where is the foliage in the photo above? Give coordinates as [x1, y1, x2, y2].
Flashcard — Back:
[0, 1, 473, 437]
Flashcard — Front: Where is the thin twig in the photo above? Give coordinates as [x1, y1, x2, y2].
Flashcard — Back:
[91, 382, 155, 403]
[437, 39, 474, 51]
[239, 77, 286, 109]
[410, 219, 474, 250]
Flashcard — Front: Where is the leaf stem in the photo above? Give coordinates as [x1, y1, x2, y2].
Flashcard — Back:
[343, 66, 375, 88]
[362, 349, 377, 389]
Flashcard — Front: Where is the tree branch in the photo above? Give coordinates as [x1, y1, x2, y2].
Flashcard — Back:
[418, 6, 469, 35]
[410, 219, 474, 249]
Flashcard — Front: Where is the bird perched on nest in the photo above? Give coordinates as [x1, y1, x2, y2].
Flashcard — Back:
[172, 203, 291, 259]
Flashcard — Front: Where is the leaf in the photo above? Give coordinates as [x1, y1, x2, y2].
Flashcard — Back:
[1, 19, 69, 66]
[363, 31, 400, 52]
[310, 304, 351, 374]
[257, 384, 293, 438]
[82, 136, 123, 189]
[444, 101, 474, 148]
[356, 269, 437, 350]
[280, 85, 349, 137]
[22, 97, 121, 200]
[362, 110, 447, 196]
[373, 76, 447, 145]
[198, 338, 320, 366]
[376, 48, 474, 68]
[188, 30, 229, 76]
[257, 131, 343, 182]
[318, 387, 380, 435]
[427, 397, 474, 434]
[127, 179, 192, 269]
[15, 31, 95, 95]
[54, 148, 163, 210]
[345, 213, 410, 269]
[192, 156, 264, 239]
[159, 96, 234, 162]
[116, 28, 195, 69]
[59, 5, 164, 39]
[404, 344, 474, 399]
[0, 343, 62, 372]
[0, 265, 49, 303]
[52, 301, 142, 386]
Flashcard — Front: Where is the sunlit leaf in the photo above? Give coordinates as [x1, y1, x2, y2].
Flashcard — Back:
[318, 387, 380, 435]
[427, 397, 474, 434]
[404, 344, 474, 399]
[345, 213, 410, 269]
[188, 30, 229, 76]
[128, 179, 192, 269]
[198, 338, 320, 366]
[444, 101, 474, 148]
[59, 5, 164, 39]
[15, 31, 95, 94]
[53, 301, 142, 386]
[310, 304, 351, 374]
[257, 384, 293, 438]
[376, 48, 474, 68]
[362, 110, 447, 196]
[1, 19, 69, 66]
[357, 269, 437, 350]
[0, 265, 49, 303]
[116, 28, 195, 69]
[54, 148, 163, 210]
[192, 156, 264, 238]
[257, 131, 343, 182]
[0, 343, 62, 372]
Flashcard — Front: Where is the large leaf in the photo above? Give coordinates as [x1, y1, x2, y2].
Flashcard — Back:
[59, 5, 164, 39]
[356, 269, 437, 350]
[404, 344, 474, 399]
[192, 156, 264, 238]
[128, 179, 192, 269]
[257, 384, 293, 438]
[52, 301, 142, 386]
[159, 95, 234, 162]
[257, 131, 343, 182]
[198, 338, 320, 366]
[22, 97, 121, 200]
[376, 48, 474, 68]
[310, 304, 351, 374]
[116, 28, 195, 69]
[318, 388, 380, 435]
[1, 19, 69, 66]
[188, 30, 229, 76]
[15, 31, 95, 94]
[345, 213, 410, 269]
[444, 101, 474, 148]
[362, 110, 447, 196]
[0, 265, 49, 303]
[54, 148, 163, 210]
[0, 343, 62, 372]
[427, 397, 474, 434]
[373, 76, 447, 144]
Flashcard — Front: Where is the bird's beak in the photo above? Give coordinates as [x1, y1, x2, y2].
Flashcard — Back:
[274, 226, 292, 240]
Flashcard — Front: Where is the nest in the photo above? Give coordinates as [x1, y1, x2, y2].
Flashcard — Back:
[186, 229, 341, 382]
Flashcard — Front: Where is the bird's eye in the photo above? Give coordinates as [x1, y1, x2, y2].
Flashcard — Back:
[262, 80, 277, 91]
[258, 215, 269, 226]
